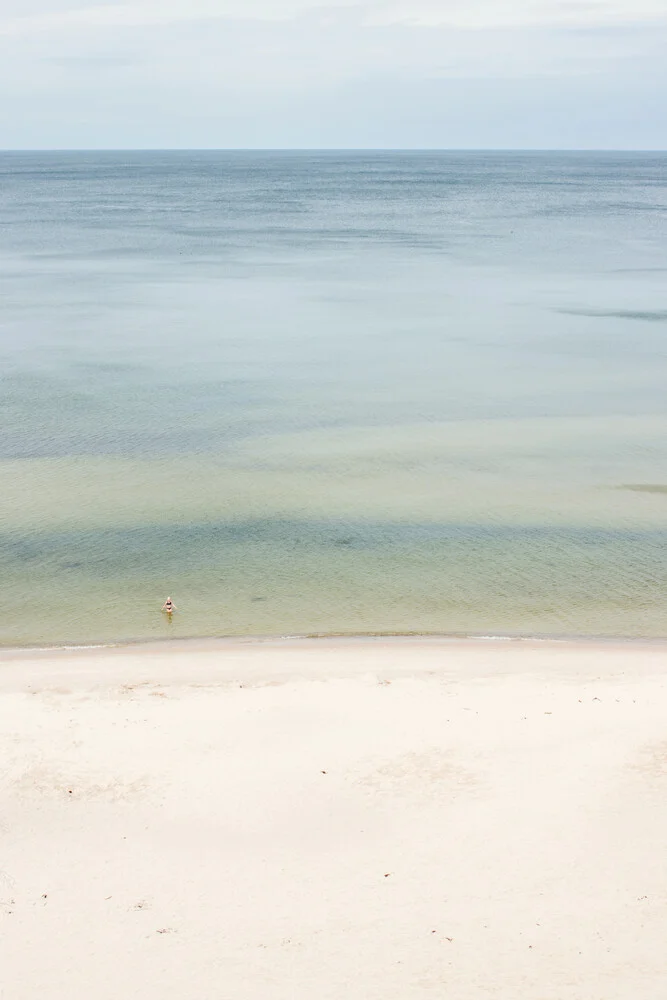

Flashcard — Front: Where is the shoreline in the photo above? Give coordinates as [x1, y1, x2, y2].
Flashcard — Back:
[2, 632, 666, 692]
[3, 628, 667, 660]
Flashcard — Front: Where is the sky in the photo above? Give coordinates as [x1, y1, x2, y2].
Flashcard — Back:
[0, 0, 665, 149]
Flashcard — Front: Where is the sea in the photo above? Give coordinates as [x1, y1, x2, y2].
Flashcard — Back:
[1, 150, 666, 647]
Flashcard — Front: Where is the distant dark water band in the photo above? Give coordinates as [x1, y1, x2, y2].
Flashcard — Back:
[2, 517, 665, 573]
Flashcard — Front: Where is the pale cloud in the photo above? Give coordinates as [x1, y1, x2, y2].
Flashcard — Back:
[1, 0, 666, 35]
[365, 0, 667, 28]
[0, 0, 359, 35]
[0, 0, 664, 147]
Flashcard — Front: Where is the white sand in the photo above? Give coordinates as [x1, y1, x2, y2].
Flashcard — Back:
[1, 637, 666, 999]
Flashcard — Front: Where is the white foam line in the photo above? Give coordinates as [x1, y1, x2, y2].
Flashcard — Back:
[5, 643, 118, 653]
[471, 635, 514, 641]
[470, 635, 569, 643]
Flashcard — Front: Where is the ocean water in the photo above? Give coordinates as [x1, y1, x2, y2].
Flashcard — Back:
[1, 150, 667, 646]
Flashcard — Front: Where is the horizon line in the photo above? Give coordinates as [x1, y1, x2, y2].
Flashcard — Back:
[1, 146, 666, 154]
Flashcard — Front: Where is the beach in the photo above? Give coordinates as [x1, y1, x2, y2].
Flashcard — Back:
[2, 636, 666, 999]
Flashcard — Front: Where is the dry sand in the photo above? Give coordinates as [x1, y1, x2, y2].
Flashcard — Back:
[1, 636, 666, 999]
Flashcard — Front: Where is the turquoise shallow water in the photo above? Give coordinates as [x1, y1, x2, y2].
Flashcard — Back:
[1, 151, 667, 645]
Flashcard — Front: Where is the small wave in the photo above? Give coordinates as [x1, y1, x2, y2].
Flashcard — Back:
[470, 635, 514, 641]
[3, 642, 118, 653]
[60, 643, 118, 650]
[469, 634, 569, 643]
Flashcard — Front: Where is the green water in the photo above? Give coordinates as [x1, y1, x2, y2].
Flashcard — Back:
[2, 417, 667, 645]
[1, 151, 667, 644]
